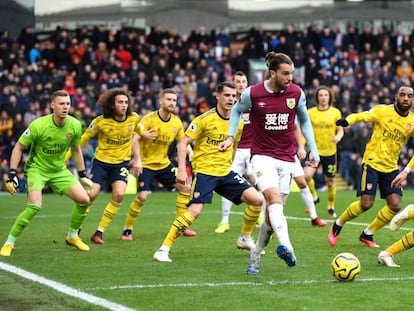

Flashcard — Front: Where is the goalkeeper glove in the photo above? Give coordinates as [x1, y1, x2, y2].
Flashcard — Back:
[78, 170, 93, 193]
[5, 169, 19, 195]
[336, 118, 349, 127]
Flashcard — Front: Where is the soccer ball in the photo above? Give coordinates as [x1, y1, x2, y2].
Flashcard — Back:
[331, 252, 361, 282]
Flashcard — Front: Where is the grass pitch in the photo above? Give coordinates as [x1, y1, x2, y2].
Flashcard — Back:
[1, 190, 413, 310]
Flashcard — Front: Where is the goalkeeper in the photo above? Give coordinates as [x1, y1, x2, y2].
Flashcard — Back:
[0, 90, 93, 257]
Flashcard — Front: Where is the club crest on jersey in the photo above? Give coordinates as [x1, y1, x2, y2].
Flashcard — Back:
[189, 123, 197, 132]
[66, 133, 73, 140]
[407, 124, 412, 131]
[286, 98, 296, 109]
[172, 127, 177, 134]
[128, 125, 132, 132]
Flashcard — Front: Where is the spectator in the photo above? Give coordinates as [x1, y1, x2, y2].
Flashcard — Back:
[3, 21, 414, 193]
[0, 109, 14, 146]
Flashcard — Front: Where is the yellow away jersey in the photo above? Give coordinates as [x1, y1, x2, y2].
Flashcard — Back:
[347, 104, 414, 172]
[186, 108, 243, 176]
[308, 106, 342, 156]
[140, 111, 185, 170]
[81, 112, 141, 164]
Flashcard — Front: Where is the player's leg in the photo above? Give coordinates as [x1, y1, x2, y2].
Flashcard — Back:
[304, 164, 319, 204]
[295, 175, 327, 226]
[92, 180, 128, 244]
[216, 148, 247, 233]
[237, 187, 262, 250]
[71, 159, 106, 237]
[53, 170, 91, 252]
[122, 168, 153, 239]
[363, 173, 402, 247]
[328, 164, 377, 246]
[378, 231, 414, 267]
[292, 156, 326, 226]
[254, 156, 296, 267]
[164, 164, 197, 237]
[153, 173, 216, 262]
[217, 197, 232, 233]
[0, 183, 43, 256]
[215, 170, 262, 250]
[390, 204, 414, 231]
[153, 203, 200, 262]
[323, 156, 337, 218]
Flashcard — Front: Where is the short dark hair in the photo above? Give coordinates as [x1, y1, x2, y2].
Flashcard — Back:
[233, 71, 247, 79]
[216, 81, 236, 93]
[51, 90, 69, 102]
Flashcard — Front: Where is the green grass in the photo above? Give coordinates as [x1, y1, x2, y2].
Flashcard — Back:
[1, 189, 414, 310]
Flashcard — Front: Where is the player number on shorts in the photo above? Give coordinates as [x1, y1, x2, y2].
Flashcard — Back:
[120, 167, 129, 177]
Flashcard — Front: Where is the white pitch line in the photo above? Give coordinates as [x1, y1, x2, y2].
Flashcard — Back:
[0, 262, 136, 311]
[88, 275, 414, 291]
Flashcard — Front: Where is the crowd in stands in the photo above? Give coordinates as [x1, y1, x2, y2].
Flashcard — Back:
[1, 22, 414, 191]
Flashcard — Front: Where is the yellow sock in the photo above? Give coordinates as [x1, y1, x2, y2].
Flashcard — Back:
[308, 178, 318, 200]
[124, 198, 144, 229]
[175, 192, 190, 218]
[408, 208, 414, 219]
[86, 204, 92, 214]
[241, 204, 261, 235]
[162, 212, 195, 247]
[327, 184, 336, 209]
[367, 205, 397, 233]
[338, 200, 364, 225]
[386, 231, 414, 255]
[97, 200, 121, 232]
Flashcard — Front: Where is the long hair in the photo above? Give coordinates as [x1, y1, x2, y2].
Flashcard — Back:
[315, 85, 335, 107]
[265, 51, 293, 71]
[97, 88, 133, 118]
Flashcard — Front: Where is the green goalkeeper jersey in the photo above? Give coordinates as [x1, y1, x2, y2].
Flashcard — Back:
[19, 114, 83, 173]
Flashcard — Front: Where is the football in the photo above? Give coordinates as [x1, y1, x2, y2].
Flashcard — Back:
[331, 252, 361, 282]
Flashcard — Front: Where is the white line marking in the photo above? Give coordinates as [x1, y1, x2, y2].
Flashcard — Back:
[0, 262, 136, 311]
[88, 275, 414, 291]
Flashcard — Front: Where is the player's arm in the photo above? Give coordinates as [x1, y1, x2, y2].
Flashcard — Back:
[71, 143, 93, 192]
[219, 87, 252, 152]
[176, 135, 192, 185]
[141, 128, 157, 140]
[333, 123, 344, 144]
[136, 120, 157, 140]
[5, 141, 26, 195]
[186, 144, 194, 162]
[297, 91, 319, 163]
[294, 122, 306, 160]
[391, 154, 414, 188]
[337, 107, 377, 127]
[130, 134, 143, 177]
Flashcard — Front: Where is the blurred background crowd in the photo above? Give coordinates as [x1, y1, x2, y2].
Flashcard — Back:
[1, 17, 414, 192]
